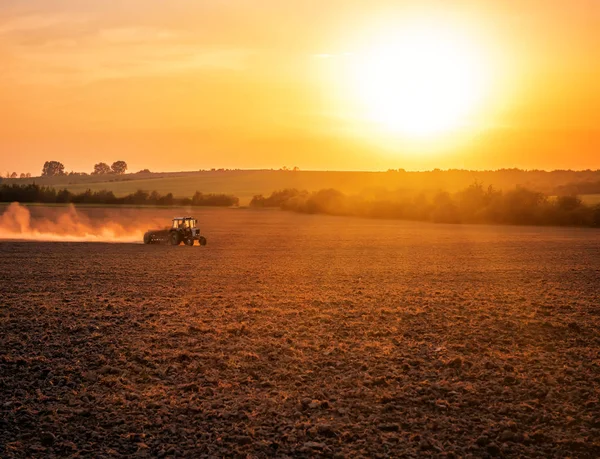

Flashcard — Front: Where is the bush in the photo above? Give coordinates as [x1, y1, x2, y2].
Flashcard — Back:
[592, 205, 600, 228]
[252, 184, 600, 228]
[191, 191, 238, 207]
[250, 189, 302, 208]
[0, 184, 239, 207]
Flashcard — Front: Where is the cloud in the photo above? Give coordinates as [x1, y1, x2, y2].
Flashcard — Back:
[98, 26, 178, 44]
[2, 16, 254, 85]
[0, 12, 88, 35]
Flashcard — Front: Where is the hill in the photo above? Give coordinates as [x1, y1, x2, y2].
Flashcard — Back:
[3, 169, 600, 206]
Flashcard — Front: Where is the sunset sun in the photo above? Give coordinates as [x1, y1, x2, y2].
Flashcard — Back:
[352, 22, 489, 137]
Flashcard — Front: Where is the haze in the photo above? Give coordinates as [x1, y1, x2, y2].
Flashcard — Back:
[1, 0, 599, 174]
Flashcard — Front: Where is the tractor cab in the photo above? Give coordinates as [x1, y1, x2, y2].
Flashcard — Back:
[172, 217, 197, 230]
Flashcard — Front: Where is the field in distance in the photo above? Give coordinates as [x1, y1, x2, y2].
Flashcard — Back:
[1, 206, 599, 457]
[6, 169, 600, 206]
[579, 193, 600, 205]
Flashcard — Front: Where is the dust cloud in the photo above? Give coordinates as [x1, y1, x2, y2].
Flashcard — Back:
[0, 203, 148, 243]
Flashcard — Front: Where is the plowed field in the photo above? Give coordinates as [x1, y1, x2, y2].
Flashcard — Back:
[1, 207, 599, 457]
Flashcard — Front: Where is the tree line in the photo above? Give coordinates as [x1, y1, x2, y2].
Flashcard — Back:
[41, 160, 129, 177]
[4, 172, 32, 179]
[250, 184, 600, 228]
[0, 184, 239, 207]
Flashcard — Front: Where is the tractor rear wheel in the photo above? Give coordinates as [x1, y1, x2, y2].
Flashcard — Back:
[198, 236, 207, 246]
[184, 237, 194, 246]
[143, 232, 152, 244]
[170, 232, 181, 246]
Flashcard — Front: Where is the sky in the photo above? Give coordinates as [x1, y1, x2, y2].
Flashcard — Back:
[1, 0, 599, 174]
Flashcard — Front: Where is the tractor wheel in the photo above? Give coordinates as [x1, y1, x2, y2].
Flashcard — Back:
[198, 236, 207, 246]
[169, 232, 181, 246]
[143, 232, 152, 244]
[184, 237, 194, 246]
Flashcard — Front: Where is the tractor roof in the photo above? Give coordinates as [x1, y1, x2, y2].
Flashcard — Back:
[173, 216, 194, 220]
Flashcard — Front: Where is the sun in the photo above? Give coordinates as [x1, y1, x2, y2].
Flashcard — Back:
[351, 21, 489, 138]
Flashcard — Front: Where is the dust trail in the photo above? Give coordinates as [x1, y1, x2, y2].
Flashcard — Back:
[0, 203, 148, 243]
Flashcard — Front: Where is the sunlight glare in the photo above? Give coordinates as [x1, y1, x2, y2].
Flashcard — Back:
[352, 21, 490, 138]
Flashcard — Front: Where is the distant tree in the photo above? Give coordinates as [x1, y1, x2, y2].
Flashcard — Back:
[25, 173, 31, 178]
[42, 161, 66, 177]
[432, 191, 460, 223]
[502, 187, 546, 225]
[555, 195, 582, 212]
[159, 192, 174, 206]
[250, 189, 303, 208]
[593, 205, 600, 228]
[192, 191, 239, 207]
[124, 189, 149, 205]
[92, 162, 111, 175]
[111, 161, 128, 175]
[19, 173, 26, 179]
[148, 190, 161, 204]
[56, 188, 73, 203]
[10, 172, 17, 178]
[136, 169, 151, 174]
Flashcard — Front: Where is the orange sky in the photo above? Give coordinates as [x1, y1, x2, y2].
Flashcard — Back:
[1, 0, 599, 174]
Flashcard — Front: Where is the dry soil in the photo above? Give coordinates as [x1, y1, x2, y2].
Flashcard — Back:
[1, 207, 599, 458]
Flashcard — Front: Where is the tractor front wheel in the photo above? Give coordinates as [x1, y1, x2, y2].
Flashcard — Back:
[170, 232, 181, 246]
[198, 236, 207, 246]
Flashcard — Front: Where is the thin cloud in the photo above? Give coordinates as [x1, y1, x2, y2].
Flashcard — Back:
[97, 26, 178, 45]
[0, 12, 89, 34]
[3, 17, 254, 85]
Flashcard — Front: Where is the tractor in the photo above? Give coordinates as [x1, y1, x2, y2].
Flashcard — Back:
[143, 217, 207, 246]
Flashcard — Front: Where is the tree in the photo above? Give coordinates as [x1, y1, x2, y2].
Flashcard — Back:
[92, 162, 111, 175]
[556, 195, 582, 212]
[10, 172, 17, 178]
[111, 161, 128, 175]
[56, 189, 73, 203]
[25, 173, 31, 178]
[19, 173, 26, 179]
[42, 161, 65, 177]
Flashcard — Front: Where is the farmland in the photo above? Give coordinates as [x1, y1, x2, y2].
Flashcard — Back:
[5, 169, 600, 206]
[581, 194, 600, 205]
[1, 207, 600, 457]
